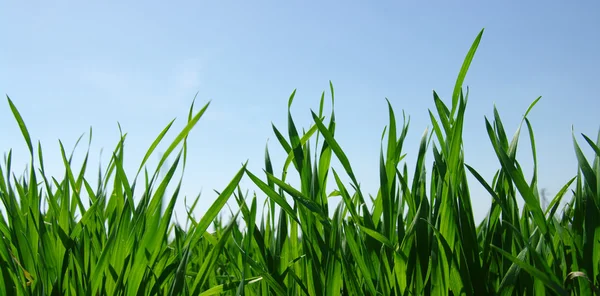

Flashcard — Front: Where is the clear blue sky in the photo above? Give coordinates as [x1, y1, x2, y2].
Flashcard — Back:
[1, 1, 598, 224]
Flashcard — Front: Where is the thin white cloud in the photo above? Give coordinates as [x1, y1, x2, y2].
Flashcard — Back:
[172, 58, 204, 96]
[79, 68, 132, 94]
[75, 57, 208, 111]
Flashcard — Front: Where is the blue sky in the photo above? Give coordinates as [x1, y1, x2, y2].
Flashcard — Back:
[1, 1, 598, 224]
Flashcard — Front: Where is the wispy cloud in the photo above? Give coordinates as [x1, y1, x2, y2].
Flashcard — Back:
[75, 57, 207, 111]
[79, 67, 133, 94]
[170, 58, 205, 101]
[172, 58, 203, 93]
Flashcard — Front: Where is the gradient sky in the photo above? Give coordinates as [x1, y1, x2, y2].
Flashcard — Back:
[1, 1, 599, 224]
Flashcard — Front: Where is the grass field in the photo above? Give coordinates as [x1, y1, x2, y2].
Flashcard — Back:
[1, 29, 599, 295]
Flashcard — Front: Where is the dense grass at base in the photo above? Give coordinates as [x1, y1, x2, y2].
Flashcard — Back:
[1, 29, 599, 295]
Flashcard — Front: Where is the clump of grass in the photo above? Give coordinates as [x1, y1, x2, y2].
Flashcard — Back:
[1, 28, 599, 295]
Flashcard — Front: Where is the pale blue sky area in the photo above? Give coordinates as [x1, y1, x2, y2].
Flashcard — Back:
[1, 1, 598, 224]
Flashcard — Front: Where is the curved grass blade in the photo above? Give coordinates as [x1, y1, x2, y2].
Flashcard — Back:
[6, 96, 34, 156]
[451, 29, 484, 117]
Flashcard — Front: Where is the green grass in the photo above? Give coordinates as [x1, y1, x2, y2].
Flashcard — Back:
[1, 28, 599, 295]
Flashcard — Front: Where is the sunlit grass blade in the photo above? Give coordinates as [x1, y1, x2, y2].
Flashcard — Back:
[155, 101, 210, 177]
[6, 96, 34, 156]
[136, 118, 176, 178]
[245, 169, 300, 225]
[451, 28, 483, 117]
[188, 162, 247, 246]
